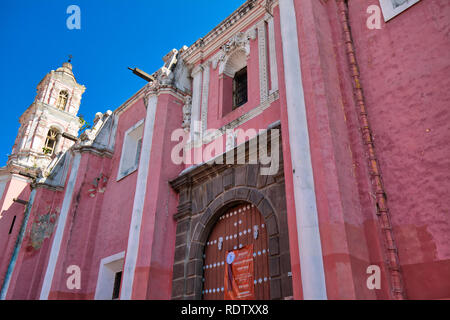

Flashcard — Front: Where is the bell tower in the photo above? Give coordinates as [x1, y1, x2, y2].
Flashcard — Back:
[7, 60, 86, 176]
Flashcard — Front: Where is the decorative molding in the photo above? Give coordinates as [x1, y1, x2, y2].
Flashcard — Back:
[200, 64, 210, 133]
[180, 0, 258, 62]
[190, 67, 203, 143]
[212, 29, 257, 75]
[267, 16, 279, 93]
[191, 64, 204, 77]
[265, 0, 275, 14]
[257, 21, 269, 103]
[186, 90, 279, 150]
[182, 96, 192, 132]
[181, 1, 279, 67]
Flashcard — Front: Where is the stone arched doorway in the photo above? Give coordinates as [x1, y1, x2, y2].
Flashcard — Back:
[202, 202, 270, 300]
[170, 129, 293, 300]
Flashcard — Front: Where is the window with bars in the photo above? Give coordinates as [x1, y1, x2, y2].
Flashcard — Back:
[233, 67, 248, 110]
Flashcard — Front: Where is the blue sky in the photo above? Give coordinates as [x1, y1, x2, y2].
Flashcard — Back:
[0, 0, 245, 166]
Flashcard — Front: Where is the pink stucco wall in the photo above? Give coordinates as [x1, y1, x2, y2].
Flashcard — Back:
[1, 0, 448, 301]
[48, 99, 147, 299]
[7, 187, 64, 299]
[348, 0, 450, 299]
[0, 176, 31, 294]
[277, 0, 450, 300]
[129, 92, 185, 299]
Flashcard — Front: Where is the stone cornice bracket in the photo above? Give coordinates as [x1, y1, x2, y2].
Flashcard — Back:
[170, 175, 193, 220]
[143, 81, 162, 106]
[169, 174, 192, 193]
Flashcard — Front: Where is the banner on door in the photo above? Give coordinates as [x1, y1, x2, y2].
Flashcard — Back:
[224, 244, 254, 300]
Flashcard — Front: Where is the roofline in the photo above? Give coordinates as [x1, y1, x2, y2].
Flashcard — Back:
[180, 0, 260, 62]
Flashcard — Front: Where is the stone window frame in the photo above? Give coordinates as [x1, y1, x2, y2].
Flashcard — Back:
[116, 119, 144, 181]
[219, 46, 250, 118]
[94, 251, 125, 300]
[43, 128, 60, 156]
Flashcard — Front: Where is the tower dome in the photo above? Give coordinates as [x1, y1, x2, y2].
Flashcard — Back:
[55, 62, 76, 81]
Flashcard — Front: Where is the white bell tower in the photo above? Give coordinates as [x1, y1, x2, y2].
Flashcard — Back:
[7, 60, 86, 176]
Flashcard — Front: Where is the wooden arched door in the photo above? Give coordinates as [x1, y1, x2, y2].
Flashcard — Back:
[202, 203, 270, 300]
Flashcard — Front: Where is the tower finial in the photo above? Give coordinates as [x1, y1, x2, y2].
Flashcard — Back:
[68, 54, 72, 63]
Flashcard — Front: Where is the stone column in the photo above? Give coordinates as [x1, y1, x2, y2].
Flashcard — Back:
[279, 0, 327, 300]
[120, 94, 158, 299]
[200, 63, 210, 134]
[267, 15, 279, 94]
[190, 65, 203, 146]
[257, 21, 269, 103]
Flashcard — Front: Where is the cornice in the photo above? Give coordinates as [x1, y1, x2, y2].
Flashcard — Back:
[115, 82, 188, 116]
[181, 0, 275, 66]
[73, 145, 114, 158]
[23, 101, 80, 124]
[185, 90, 279, 149]
[170, 120, 282, 193]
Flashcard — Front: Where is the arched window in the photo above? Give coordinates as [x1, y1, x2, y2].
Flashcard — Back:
[56, 90, 69, 110]
[43, 128, 59, 155]
[221, 49, 248, 116]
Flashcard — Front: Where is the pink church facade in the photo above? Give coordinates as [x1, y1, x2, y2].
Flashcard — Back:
[0, 0, 449, 300]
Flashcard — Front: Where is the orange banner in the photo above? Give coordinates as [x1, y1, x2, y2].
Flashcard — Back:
[224, 244, 254, 300]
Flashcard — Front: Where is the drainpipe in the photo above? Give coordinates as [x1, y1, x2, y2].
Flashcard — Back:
[0, 188, 37, 300]
[336, 0, 406, 300]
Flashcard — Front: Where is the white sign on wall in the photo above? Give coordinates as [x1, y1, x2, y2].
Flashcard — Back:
[379, 0, 421, 22]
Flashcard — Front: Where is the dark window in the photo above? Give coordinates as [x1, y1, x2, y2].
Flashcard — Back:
[233, 67, 248, 109]
[112, 271, 122, 299]
[135, 138, 142, 167]
[8, 216, 16, 234]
